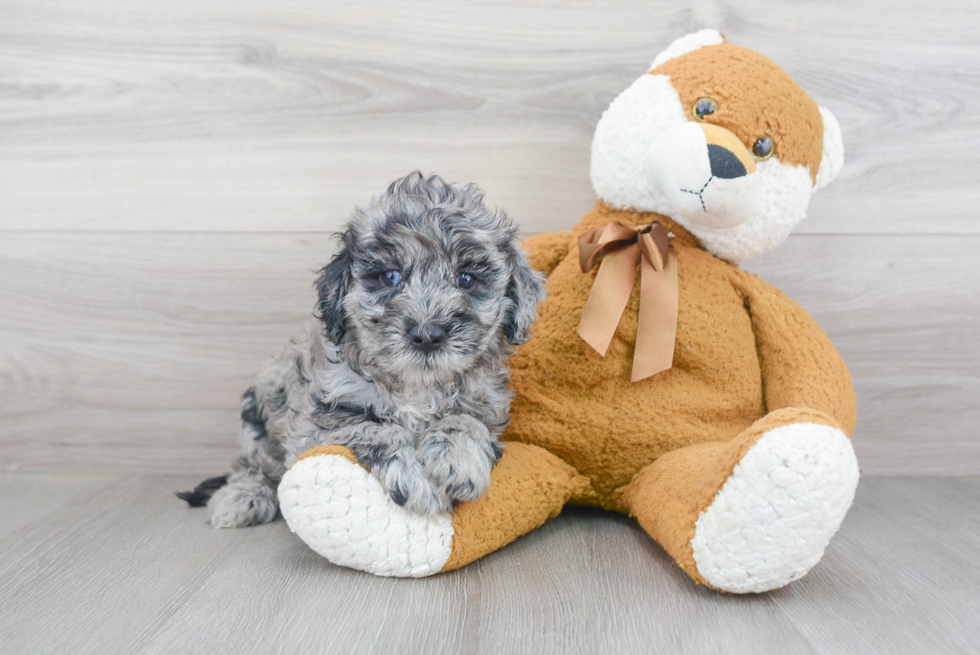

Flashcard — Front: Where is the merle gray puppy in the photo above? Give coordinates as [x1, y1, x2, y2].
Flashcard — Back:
[178, 172, 546, 527]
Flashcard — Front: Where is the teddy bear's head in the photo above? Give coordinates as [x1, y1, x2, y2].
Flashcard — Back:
[590, 29, 844, 263]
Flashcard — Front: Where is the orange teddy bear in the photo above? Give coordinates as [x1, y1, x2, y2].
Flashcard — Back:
[279, 30, 858, 593]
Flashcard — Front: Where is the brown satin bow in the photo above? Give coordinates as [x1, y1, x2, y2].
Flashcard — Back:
[577, 222, 678, 382]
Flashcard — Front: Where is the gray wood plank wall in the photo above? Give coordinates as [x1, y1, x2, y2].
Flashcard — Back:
[1, 0, 977, 475]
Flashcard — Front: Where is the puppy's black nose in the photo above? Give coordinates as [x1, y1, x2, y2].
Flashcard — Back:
[707, 144, 748, 179]
[409, 324, 448, 353]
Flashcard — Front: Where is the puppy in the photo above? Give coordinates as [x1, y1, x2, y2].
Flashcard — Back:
[178, 172, 546, 526]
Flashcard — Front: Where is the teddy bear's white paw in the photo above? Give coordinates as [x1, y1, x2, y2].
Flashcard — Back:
[278, 452, 454, 577]
[691, 422, 859, 593]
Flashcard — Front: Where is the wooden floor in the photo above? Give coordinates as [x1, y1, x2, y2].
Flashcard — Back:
[1, 474, 977, 654]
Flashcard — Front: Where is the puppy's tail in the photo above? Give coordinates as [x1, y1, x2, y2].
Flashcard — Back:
[176, 475, 229, 507]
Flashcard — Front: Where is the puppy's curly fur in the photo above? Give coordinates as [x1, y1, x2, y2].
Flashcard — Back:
[178, 172, 546, 526]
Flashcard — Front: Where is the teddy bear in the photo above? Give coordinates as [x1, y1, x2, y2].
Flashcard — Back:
[276, 29, 859, 593]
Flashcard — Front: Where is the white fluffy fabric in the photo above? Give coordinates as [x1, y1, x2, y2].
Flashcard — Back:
[690, 423, 860, 593]
[815, 105, 845, 190]
[590, 74, 688, 216]
[675, 158, 813, 263]
[645, 122, 761, 230]
[649, 29, 724, 70]
[278, 453, 453, 577]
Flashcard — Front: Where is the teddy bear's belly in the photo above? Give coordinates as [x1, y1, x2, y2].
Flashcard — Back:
[505, 246, 766, 509]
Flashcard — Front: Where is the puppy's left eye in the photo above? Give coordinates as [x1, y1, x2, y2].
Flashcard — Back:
[455, 272, 477, 291]
[380, 269, 402, 287]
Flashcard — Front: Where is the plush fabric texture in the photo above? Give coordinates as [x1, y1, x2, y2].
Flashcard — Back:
[506, 203, 857, 511]
[589, 35, 841, 264]
[815, 105, 845, 190]
[689, 420, 859, 592]
[282, 32, 859, 593]
[279, 446, 455, 578]
[503, 205, 858, 591]
[649, 28, 725, 70]
[651, 43, 824, 184]
[279, 442, 588, 577]
[590, 73, 688, 218]
[620, 407, 849, 588]
[296, 444, 361, 467]
[441, 442, 591, 572]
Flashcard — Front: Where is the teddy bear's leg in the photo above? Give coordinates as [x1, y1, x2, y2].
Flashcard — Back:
[278, 441, 589, 577]
[621, 407, 859, 593]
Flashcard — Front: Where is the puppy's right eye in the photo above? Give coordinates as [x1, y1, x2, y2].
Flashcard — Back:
[380, 270, 402, 287]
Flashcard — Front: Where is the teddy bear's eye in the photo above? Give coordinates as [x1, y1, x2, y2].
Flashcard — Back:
[693, 98, 717, 121]
[752, 137, 774, 160]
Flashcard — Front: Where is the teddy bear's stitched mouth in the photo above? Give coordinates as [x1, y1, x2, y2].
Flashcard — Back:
[680, 175, 713, 212]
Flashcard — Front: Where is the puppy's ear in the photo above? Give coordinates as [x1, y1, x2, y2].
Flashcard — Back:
[315, 232, 354, 343]
[502, 242, 547, 345]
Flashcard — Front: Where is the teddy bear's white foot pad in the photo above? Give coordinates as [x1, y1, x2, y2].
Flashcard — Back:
[691, 422, 859, 593]
[278, 453, 454, 577]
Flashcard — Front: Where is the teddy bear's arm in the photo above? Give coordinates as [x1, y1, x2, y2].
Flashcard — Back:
[736, 272, 858, 435]
[520, 231, 572, 277]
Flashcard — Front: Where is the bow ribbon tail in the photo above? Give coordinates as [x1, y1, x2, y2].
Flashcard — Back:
[631, 245, 678, 382]
[576, 221, 678, 382]
[576, 242, 639, 356]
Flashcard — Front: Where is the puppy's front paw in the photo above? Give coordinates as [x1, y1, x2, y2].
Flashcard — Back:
[375, 451, 453, 515]
[417, 415, 499, 504]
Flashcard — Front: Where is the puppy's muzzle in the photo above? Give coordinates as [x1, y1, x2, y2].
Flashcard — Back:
[645, 122, 760, 230]
[408, 322, 448, 354]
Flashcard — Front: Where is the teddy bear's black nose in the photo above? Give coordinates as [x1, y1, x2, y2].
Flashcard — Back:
[707, 144, 748, 179]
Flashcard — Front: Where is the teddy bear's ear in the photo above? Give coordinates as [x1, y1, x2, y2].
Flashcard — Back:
[649, 29, 725, 70]
[814, 105, 845, 190]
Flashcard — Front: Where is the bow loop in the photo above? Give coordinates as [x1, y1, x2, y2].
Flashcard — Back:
[576, 221, 679, 382]
[637, 223, 670, 272]
[578, 222, 640, 273]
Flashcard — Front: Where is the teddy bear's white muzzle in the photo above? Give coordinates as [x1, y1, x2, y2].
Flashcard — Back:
[645, 122, 760, 230]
